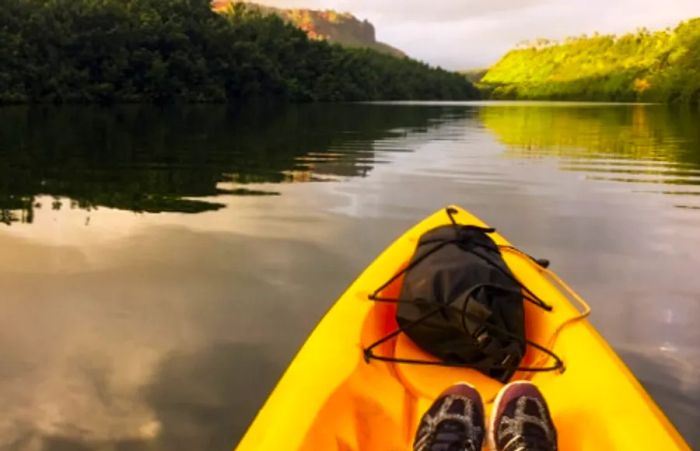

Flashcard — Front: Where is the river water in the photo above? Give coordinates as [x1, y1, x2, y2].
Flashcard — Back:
[0, 102, 698, 450]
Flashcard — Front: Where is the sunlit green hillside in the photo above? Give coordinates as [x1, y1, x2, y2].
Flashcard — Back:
[481, 19, 700, 104]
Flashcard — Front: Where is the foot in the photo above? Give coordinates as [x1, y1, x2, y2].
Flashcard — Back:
[414, 382, 485, 451]
[489, 381, 557, 451]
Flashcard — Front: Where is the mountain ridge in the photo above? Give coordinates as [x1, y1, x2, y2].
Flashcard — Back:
[212, 1, 405, 58]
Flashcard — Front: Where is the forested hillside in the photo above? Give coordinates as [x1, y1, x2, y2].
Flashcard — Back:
[0, 0, 478, 104]
[481, 18, 700, 104]
[213, 1, 405, 57]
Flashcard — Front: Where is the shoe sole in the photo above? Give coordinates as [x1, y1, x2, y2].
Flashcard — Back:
[487, 380, 534, 451]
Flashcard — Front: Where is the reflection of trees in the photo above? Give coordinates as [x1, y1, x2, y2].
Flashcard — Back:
[480, 105, 700, 166]
[0, 104, 461, 225]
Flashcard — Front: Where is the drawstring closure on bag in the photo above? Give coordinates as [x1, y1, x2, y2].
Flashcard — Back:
[363, 207, 567, 377]
[364, 284, 564, 373]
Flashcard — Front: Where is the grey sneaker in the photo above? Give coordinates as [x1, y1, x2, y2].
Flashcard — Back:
[414, 382, 485, 451]
[489, 381, 557, 451]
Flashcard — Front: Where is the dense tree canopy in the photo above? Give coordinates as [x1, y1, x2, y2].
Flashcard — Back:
[481, 19, 700, 105]
[0, 0, 479, 104]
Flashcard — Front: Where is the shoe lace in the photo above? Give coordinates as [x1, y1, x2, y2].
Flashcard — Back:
[429, 420, 479, 451]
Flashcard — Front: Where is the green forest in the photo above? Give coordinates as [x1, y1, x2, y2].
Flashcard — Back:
[481, 18, 700, 104]
[0, 0, 479, 104]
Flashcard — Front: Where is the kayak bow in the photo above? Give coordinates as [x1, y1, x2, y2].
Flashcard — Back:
[236, 206, 689, 451]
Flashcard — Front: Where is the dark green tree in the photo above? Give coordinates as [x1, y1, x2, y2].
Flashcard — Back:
[0, 0, 479, 104]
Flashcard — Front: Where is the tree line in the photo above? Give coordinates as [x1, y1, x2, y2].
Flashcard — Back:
[0, 0, 479, 104]
[480, 19, 700, 105]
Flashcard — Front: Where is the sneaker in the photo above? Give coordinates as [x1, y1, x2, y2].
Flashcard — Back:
[414, 382, 485, 451]
[489, 381, 557, 451]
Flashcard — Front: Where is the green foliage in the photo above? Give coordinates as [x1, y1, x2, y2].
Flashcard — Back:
[0, 0, 478, 104]
[481, 19, 700, 105]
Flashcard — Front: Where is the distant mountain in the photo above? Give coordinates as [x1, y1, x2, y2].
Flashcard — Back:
[213, 1, 406, 58]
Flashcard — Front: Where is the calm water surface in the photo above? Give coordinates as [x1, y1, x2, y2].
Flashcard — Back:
[0, 102, 698, 450]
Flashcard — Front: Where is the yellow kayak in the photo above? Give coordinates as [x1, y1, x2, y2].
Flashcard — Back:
[236, 206, 689, 450]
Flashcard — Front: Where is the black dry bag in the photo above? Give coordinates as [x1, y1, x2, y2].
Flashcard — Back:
[396, 225, 526, 382]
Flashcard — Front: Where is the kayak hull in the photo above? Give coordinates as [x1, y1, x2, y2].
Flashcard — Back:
[236, 206, 689, 450]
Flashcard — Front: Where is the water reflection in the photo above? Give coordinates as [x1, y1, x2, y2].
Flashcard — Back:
[0, 103, 699, 450]
[0, 104, 467, 225]
[4, 104, 699, 225]
[0, 222, 364, 451]
[34, 342, 281, 451]
[481, 104, 700, 163]
[481, 105, 700, 209]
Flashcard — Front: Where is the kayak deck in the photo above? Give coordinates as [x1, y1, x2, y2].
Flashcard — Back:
[236, 206, 689, 450]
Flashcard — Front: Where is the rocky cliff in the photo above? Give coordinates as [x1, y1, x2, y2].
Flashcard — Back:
[213, 1, 406, 58]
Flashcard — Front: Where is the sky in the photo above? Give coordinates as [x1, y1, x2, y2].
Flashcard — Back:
[252, 0, 700, 70]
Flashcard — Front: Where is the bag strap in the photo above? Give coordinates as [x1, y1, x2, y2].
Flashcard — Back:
[370, 213, 553, 312]
[364, 282, 564, 373]
[363, 207, 564, 374]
